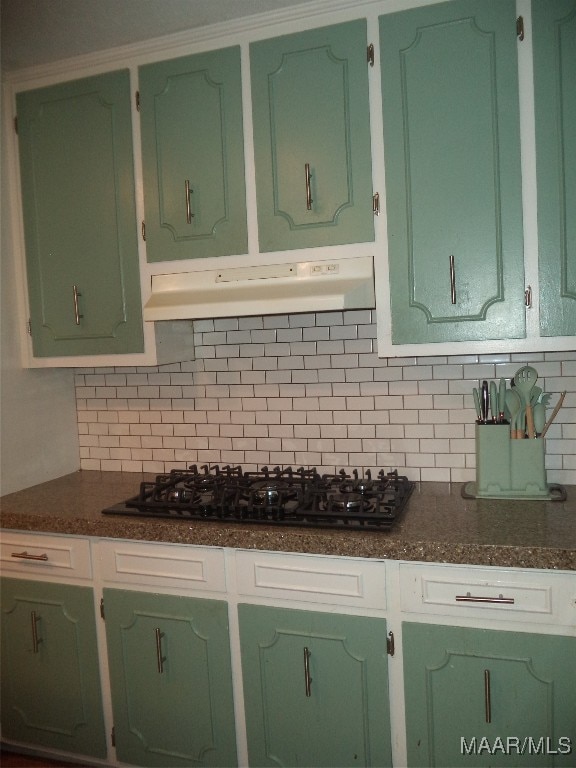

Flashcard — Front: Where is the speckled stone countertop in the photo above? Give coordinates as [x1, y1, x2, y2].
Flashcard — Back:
[1, 471, 575, 570]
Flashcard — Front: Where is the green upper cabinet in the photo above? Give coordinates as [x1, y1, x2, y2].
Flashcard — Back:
[0, 578, 107, 759]
[139, 47, 248, 262]
[403, 622, 576, 767]
[533, 0, 576, 337]
[103, 588, 237, 767]
[380, 0, 526, 345]
[238, 604, 392, 767]
[250, 20, 375, 252]
[16, 70, 144, 357]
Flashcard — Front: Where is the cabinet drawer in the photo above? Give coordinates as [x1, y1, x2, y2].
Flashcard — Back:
[0, 531, 92, 581]
[236, 550, 386, 609]
[97, 539, 226, 593]
[400, 563, 574, 625]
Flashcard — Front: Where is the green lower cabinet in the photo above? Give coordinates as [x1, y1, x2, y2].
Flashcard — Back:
[103, 588, 237, 767]
[533, 0, 576, 337]
[0, 578, 107, 759]
[403, 622, 576, 767]
[238, 604, 392, 767]
[380, 0, 525, 344]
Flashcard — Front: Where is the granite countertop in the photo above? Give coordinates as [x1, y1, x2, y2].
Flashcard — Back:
[1, 471, 575, 570]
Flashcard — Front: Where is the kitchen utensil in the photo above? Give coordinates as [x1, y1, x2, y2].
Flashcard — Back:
[530, 385, 542, 406]
[505, 388, 522, 438]
[489, 382, 497, 422]
[498, 377, 507, 422]
[541, 391, 566, 438]
[533, 402, 546, 436]
[472, 387, 482, 421]
[514, 366, 538, 438]
[481, 381, 489, 423]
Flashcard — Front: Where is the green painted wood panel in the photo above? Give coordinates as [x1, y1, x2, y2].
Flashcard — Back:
[0, 578, 107, 758]
[140, 47, 248, 261]
[380, 0, 526, 344]
[533, 0, 576, 337]
[238, 604, 392, 767]
[250, 20, 374, 252]
[16, 70, 144, 357]
[103, 588, 237, 767]
[403, 622, 576, 767]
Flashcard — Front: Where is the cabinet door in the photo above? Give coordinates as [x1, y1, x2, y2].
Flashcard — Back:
[16, 70, 144, 357]
[403, 622, 576, 767]
[533, 0, 576, 337]
[0, 577, 107, 758]
[238, 604, 392, 767]
[380, 0, 525, 344]
[250, 20, 374, 252]
[103, 588, 237, 767]
[140, 47, 248, 262]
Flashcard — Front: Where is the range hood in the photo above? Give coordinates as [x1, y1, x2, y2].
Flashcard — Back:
[143, 256, 375, 321]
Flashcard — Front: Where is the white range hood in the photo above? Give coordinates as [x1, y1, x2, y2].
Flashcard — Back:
[143, 256, 375, 321]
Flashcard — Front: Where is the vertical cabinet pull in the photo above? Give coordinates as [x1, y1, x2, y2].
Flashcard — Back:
[304, 163, 313, 210]
[31, 611, 42, 654]
[449, 255, 456, 304]
[303, 646, 312, 697]
[185, 179, 194, 224]
[484, 669, 492, 723]
[155, 628, 166, 674]
[72, 284, 83, 325]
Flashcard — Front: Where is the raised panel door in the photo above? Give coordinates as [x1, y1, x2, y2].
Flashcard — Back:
[380, 0, 526, 344]
[0, 577, 107, 758]
[238, 603, 392, 767]
[103, 588, 237, 767]
[16, 70, 144, 357]
[533, 0, 576, 337]
[139, 47, 248, 261]
[250, 20, 374, 252]
[403, 622, 576, 767]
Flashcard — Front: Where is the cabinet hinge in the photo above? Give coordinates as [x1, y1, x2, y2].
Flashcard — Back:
[525, 285, 533, 308]
[372, 192, 380, 216]
[135, 90, 140, 111]
[141, 220, 146, 241]
[111, 726, 115, 747]
[14, 116, 18, 134]
[387, 630, 395, 656]
[100, 597, 105, 620]
[367, 43, 375, 67]
[27, 318, 32, 336]
[516, 16, 524, 41]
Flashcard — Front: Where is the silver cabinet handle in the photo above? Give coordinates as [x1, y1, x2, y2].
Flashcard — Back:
[304, 163, 313, 211]
[31, 611, 42, 654]
[185, 179, 194, 224]
[449, 255, 456, 305]
[72, 285, 83, 325]
[303, 646, 312, 697]
[484, 669, 491, 723]
[155, 628, 166, 674]
[11, 551, 49, 562]
[455, 592, 515, 605]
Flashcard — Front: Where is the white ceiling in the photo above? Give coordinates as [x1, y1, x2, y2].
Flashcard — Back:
[0, 0, 314, 72]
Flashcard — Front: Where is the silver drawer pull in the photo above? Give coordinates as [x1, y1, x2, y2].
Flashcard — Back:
[11, 551, 49, 562]
[456, 591, 515, 605]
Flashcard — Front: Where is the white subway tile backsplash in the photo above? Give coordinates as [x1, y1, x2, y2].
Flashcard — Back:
[74, 310, 576, 484]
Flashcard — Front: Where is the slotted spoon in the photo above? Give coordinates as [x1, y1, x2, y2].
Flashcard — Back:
[514, 366, 538, 438]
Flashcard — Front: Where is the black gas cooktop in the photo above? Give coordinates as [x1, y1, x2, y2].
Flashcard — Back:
[102, 465, 414, 530]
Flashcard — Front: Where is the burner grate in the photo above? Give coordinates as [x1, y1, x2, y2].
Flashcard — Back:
[102, 465, 414, 530]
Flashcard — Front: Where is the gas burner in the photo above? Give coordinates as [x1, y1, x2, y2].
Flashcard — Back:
[102, 465, 414, 530]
